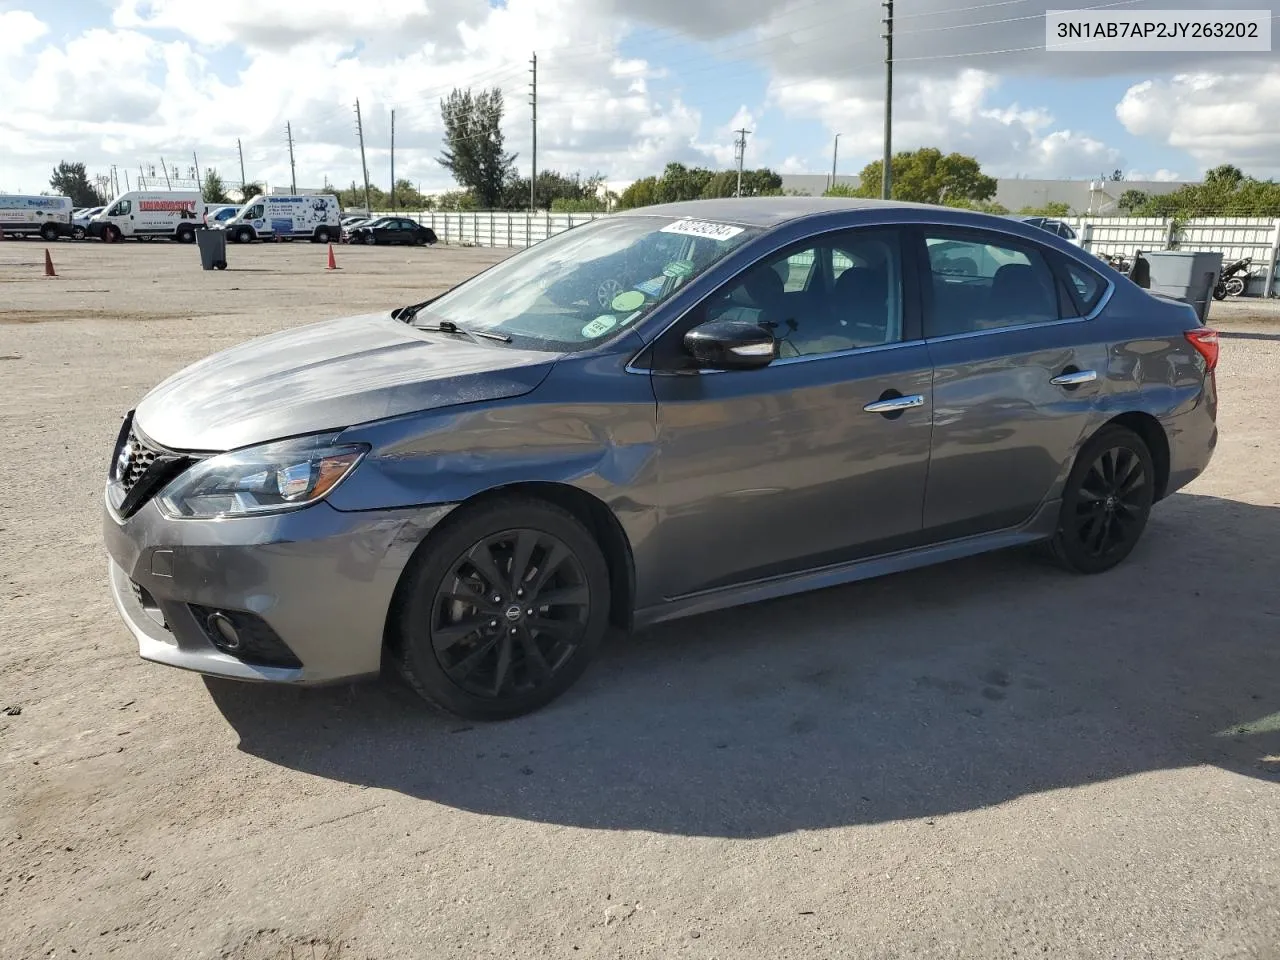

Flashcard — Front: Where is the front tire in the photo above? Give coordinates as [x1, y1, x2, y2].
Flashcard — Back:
[103, 225, 121, 243]
[1225, 276, 1246, 297]
[1049, 425, 1155, 574]
[235, 227, 254, 244]
[364, 233, 377, 246]
[392, 498, 611, 720]
[71, 225, 86, 241]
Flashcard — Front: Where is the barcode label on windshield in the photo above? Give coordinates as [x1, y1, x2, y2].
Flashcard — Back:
[660, 218, 745, 241]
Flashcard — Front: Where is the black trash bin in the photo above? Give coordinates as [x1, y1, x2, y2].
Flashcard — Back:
[196, 228, 228, 271]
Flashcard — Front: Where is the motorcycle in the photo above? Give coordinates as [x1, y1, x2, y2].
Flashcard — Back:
[1102, 252, 1132, 273]
[1213, 256, 1252, 300]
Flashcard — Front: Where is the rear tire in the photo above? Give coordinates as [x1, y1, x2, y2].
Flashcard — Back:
[315, 227, 331, 244]
[1225, 276, 1246, 298]
[41, 223, 60, 242]
[176, 226, 195, 244]
[1049, 425, 1155, 575]
[392, 497, 611, 720]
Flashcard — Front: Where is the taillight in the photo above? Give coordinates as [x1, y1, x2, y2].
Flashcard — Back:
[1185, 327, 1219, 372]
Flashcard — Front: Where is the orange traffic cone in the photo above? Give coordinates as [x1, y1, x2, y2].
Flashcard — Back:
[44, 248, 57, 277]
[326, 244, 338, 270]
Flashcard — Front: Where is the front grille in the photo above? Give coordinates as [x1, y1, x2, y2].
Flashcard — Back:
[117, 427, 161, 495]
[109, 412, 194, 518]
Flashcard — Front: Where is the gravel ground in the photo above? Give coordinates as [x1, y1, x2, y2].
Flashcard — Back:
[1, 241, 1278, 960]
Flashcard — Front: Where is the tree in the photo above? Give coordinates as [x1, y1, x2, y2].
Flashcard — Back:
[438, 87, 517, 209]
[49, 161, 104, 207]
[1017, 201, 1071, 217]
[836, 148, 997, 205]
[239, 181, 265, 202]
[1110, 169, 1125, 181]
[435, 190, 477, 211]
[1204, 164, 1245, 189]
[202, 170, 231, 204]
[617, 176, 659, 210]
[1118, 189, 1149, 212]
[700, 168, 783, 198]
[501, 170, 607, 211]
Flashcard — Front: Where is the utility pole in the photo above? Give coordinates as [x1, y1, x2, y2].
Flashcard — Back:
[733, 128, 750, 197]
[390, 109, 396, 209]
[192, 151, 202, 197]
[354, 100, 372, 214]
[830, 134, 840, 192]
[124, 169, 131, 193]
[529, 52, 538, 212]
[237, 138, 246, 190]
[881, 0, 894, 200]
[286, 122, 297, 193]
[160, 157, 172, 189]
[139, 164, 145, 191]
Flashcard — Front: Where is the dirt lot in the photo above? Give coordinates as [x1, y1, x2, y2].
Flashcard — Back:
[1, 241, 1278, 960]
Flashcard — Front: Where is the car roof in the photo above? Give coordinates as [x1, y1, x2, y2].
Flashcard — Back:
[615, 196, 954, 228]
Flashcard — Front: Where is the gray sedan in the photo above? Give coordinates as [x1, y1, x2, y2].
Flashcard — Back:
[103, 198, 1219, 719]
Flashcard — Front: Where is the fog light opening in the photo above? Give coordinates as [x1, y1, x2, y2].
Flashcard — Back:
[206, 612, 242, 652]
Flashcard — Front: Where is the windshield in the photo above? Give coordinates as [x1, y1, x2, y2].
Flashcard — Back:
[413, 215, 761, 350]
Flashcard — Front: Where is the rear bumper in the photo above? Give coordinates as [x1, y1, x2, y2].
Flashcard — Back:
[103, 494, 455, 685]
[1163, 372, 1219, 497]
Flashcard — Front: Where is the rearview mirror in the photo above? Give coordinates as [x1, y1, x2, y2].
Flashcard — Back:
[683, 318, 779, 371]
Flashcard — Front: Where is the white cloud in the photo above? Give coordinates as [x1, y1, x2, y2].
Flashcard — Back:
[769, 69, 1124, 179]
[1117, 71, 1280, 176]
[1126, 169, 1183, 182]
[0, 9, 47, 56]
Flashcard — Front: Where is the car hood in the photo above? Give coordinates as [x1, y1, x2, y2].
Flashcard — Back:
[134, 312, 559, 451]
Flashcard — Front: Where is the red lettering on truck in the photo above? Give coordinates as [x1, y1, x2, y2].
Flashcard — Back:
[138, 201, 196, 212]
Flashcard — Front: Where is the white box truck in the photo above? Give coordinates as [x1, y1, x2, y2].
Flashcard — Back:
[223, 194, 341, 244]
[0, 195, 74, 240]
[88, 191, 205, 243]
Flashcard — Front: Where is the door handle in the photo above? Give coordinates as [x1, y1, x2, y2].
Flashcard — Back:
[1050, 369, 1097, 386]
[863, 394, 925, 413]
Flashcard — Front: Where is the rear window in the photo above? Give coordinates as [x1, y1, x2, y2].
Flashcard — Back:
[1060, 259, 1107, 315]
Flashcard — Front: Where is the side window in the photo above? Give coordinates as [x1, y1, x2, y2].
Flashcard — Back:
[923, 232, 1060, 337]
[110, 200, 131, 216]
[1060, 258, 1107, 315]
[248, 205, 264, 218]
[706, 230, 904, 359]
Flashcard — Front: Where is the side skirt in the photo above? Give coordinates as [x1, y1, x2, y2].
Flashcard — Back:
[632, 499, 1061, 629]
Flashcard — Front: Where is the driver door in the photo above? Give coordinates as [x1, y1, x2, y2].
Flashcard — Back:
[647, 227, 935, 600]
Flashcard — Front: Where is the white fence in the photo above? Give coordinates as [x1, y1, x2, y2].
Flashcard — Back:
[377, 210, 1280, 297]
[370, 210, 606, 248]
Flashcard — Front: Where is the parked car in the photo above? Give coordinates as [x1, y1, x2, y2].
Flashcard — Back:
[1014, 215, 1081, 245]
[345, 216, 438, 246]
[339, 218, 371, 242]
[71, 205, 105, 240]
[205, 205, 241, 227]
[103, 198, 1219, 720]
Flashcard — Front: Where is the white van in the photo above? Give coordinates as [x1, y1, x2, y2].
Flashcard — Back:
[223, 195, 341, 243]
[0, 195, 74, 240]
[89, 191, 205, 243]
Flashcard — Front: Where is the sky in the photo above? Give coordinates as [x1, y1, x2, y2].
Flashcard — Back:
[1, 0, 1277, 197]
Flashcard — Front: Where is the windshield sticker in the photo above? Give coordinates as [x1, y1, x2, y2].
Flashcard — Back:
[663, 259, 695, 280]
[581, 314, 618, 339]
[660, 218, 745, 242]
[633, 277, 665, 297]
[610, 290, 646, 313]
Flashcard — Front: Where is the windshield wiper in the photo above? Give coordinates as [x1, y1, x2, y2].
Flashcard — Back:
[412, 318, 512, 344]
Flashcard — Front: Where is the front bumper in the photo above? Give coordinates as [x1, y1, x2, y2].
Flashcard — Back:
[104, 494, 454, 685]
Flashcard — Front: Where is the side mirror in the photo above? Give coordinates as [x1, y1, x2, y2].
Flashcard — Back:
[683, 318, 778, 371]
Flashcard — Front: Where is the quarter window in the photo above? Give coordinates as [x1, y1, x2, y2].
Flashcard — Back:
[923, 233, 1061, 337]
[1060, 258, 1107, 314]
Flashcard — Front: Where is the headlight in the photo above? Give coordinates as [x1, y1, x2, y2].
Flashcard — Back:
[157, 434, 368, 519]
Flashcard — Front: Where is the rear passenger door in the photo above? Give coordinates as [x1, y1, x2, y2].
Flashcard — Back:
[914, 227, 1108, 538]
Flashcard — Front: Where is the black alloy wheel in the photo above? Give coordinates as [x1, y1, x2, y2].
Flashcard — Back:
[393, 497, 611, 719]
[1051, 425, 1154, 574]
